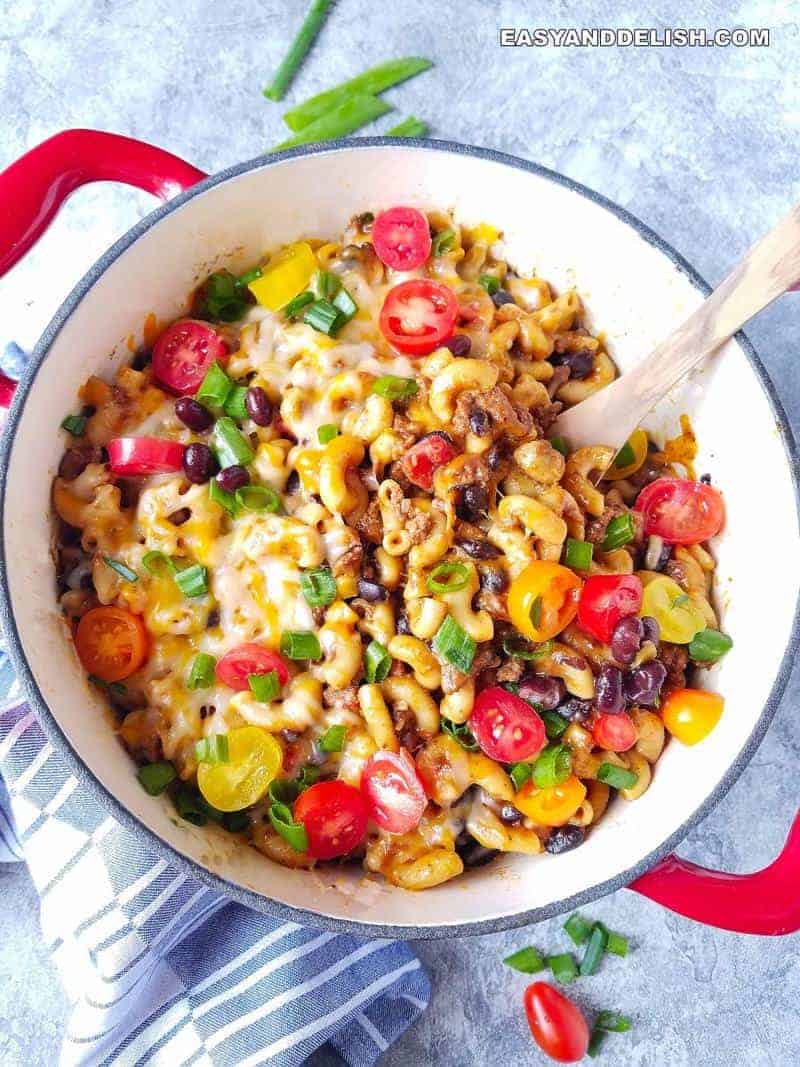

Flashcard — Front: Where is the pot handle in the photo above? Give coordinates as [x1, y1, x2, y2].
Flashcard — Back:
[0, 128, 208, 406]
[628, 809, 800, 934]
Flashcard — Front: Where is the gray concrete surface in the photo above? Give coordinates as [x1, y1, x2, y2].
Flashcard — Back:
[2, 2, 799, 1064]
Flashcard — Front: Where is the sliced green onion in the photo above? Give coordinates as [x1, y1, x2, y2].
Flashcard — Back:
[142, 550, 176, 576]
[579, 923, 609, 976]
[103, 556, 138, 583]
[263, 0, 334, 102]
[61, 413, 87, 436]
[223, 385, 249, 422]
[595, 1011, 632, 1033]
[441, 717, 479, 751]
[426, 561, 469, 594]
[602, 513, 635, 551]
[223, 810, 251, 832]
[203, 270, 248, 322]
[237, 267, 263, 287]
[532, 744, 572, 789]
[283, 57, 433, 131]
[613, 442, 636, 468]
[563, 913, 593, 946]
[137, 761, 176, 796]
[672, 593, 690, 607]
[372, 375, 419, 401]
[509, 761, 533, 791]
[272, 93, 391, 151]
[235, 485, 281, 513]
[174, 564, 208, 598]
[688, 628, 733, 663]
[318, 724, 347, 753]
[564, 538, 593, 571]
[432, 615, 476, 672]
[598, 763, 639, 790]
[269, 778, 302, 805]
[269, 801, 309, 852]
[478, 274, 500, 296]
[502, 635, 553, 661]
[587, 1029, 607, 1058]
[209, 479, 240, 518]
[284, 290, 315, 318]
[188, 652, 216, 690]
[312, 269, 341, 301]
[365, 640, 391, 683]
[431, 228, 456, 256]
[332, 286, 358, 325]
[301, 566, 337, 607]
[211, 416, 254, 468]
[88, 675, 127, 697]
[174, 785, 208, 826]
[317, 424, 339, 445]
[550, 435, 568, 456]
[304, 298, 341, 335]
[298, 764, 321, 789]
[529, 596, 543, 628]
[386, 115, 429, 137]
[547, 953, 579, 984]
[195, 734, 229, 765]
[503, 946, 546, 974]
[280, 631, 322, 661]
[541, 710, 569, 740]
[197, 362, 233, 408]
[606, 930, 629, 957]
[249, 670, 280, 702]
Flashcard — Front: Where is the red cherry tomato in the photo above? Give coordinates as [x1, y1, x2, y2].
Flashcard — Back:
[592, 712, 637, 752]
[402, 432, 458, 490]
[294, 780, 368, 860]
[108, 436, 185, 476]
[361, 749, 427, 834]
[379, 279, 459, 356]
[524, 982, 590, 1063]
[470, 686, 547, 763]
[372, 206, 432, 271]
[215, 644, 290, 691]
[152, 319, 228, 395]
[577, 574, 643, 644]
[635, 478, 725, 545]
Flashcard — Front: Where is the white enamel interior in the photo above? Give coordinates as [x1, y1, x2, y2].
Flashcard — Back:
[3, 144, 798, 931]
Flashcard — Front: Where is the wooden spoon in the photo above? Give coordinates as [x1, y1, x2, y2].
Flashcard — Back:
[553, 200, 800, 454]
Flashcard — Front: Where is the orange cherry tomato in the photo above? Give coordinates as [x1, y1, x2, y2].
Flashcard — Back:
[514, 775, 587, 826]
[661, 688, 724, 745]
[524, 982, 590, 1063]
[75, 606, 149, 682]
[507, 561, 582, 643]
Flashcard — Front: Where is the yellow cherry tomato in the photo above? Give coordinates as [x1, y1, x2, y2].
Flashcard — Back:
[197, 726, 283, 812]
[248, 242, 317, 311]
[640, 574, 705, 644]
[515, 775, 587, 826]
[508, 561, 583, 642]
[604, 429, 649, 481]
[661, 688, 724, 745]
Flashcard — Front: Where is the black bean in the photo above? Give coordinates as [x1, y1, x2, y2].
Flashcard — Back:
[469, 408, 491, 436]
[498, 804, 524, 826]
[245, 386, 274, 427]
[491, 289, 514, 307]
[456, 484, 488, 522]
[624, 660, 667, 707]
[700, 473, 712, 484]
[610, 616, 643, 666]
[58, 449, 90, 481]
[175, 397, 213, 432]
[444, 334, 471, 357]
[396, 613, 411, 635]
[565, 351, 594, 380]
[486, 440, 509, 473]
[480, 568, 508, 593]
[182, 443, 217, 484]
[286, 470, 300, 494]
[545, 826, 585, 855]
[130, 347, 152, 371]
[167, 508, 191, 526]
[358, 578, 388, 602]
[559, 697, 592, 722]
[206, 608, 220, 629]
[455, 831, 499, 868]
[519, 674, 565, 710]
[216, 465, 250, 493]
[459, 539, 501, 560]
[281, 729, 301, 743]
[595, 665, 625, 714]
[641, 616, 660, 646]
[80, 404, 96, 418]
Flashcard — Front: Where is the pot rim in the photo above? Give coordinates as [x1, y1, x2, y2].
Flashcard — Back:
[1, 136, 798, 939]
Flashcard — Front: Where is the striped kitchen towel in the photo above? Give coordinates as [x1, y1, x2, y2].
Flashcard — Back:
[0, 641, 429, 1066]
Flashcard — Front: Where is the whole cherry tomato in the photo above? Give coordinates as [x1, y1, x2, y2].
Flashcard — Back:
[215, 644, 290, 691]
[635, 478, 724, 544]
[294, 780, 368, 860]
[361, 749, 427, 833]
[108, 436, 185, 476]
[379, 279, 459, 355]
[372, 206, 432, 270]
[152, 319, 228, 395]
[661, 688, 724, 745]
[577, 574, 642, 644]
[592, 712, 637, 752]
[524, 981, 590, 1063]
[470, 686, 546, 763]
[402, 432, 458, 490]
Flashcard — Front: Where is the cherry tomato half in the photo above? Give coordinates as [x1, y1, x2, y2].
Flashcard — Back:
[108, 436, 185, 476]
[361, 749, 427, 834]
[592, 712, 637, 752]
[152, 319, 228, 395]
[661, 688, 724, 745]
[372, 206, 432, 271]
[216, 644, 290, 691]
[508, 561, 583, 643]
[470, 686, 546, 763]
[379, 279, 459, 356]
[635, 477, 725, 545]
[197, 726, 282, 811]
[75, 606, 148, 682]
[294, 780, 368, 860]
[577, 574, 642, 644]
[402, 432, 458, 491]
[524, 982, 590, 1063]
[515, 776, 586, 826]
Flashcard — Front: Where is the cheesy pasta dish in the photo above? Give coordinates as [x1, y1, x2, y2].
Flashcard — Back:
[52, 206, 731, 890]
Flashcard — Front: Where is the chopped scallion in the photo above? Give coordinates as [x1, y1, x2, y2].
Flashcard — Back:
[541, 709, 569, 740]
[550, 435, 568, 456]
[688, 628, 733, 663]
[284, 290, 315, 318]
[597, 763, 639, 790]
[300, 566, 337, 607]
[563, 913, 593, 946]
[432, 615, 476, 672]
[312, 269, 341, 301]
[441, 717, 479, 751]
[613, 442, 635, 468]
[579, 923, 609, 976]
[606, 930, 629, 957]
[532, 744, 572, 789]
[602, 513, 636, 551]
[195, 734, 229, 765]
[365, 640, 391, 683]
[188, 652, 216, 690]
[304, 298, 341, 335]
[209, 479, 240, 517]
[372, 375, 419, 400]
[61, 413, 87, 436]
[237, 267, 263, 287]
[503, 946, 546, 974]
[280, 630, 322, 661]
[269, 778, 301, 805]
[317, 424, 339, 445]
[103, 556, 138, 583]
[235, 485, 281, 513]
[211, 416, 254, 468]
[547, 953, 579, 984]
[249, 670, 280, 702]
[223, 810, 250, 832]
[431, 228, 456, 256]
[595, 1011, 632, 1033]
[564, 538, 593, 571]
[502, 635, 553, 661]
[272, 94, 391, 151]
[332, 285, 358, 325]
[223, 385, 249, 422]
[269, 801, 309, 852]
[142, 550, 175, 576]
[174, 785, 208, 826]
[318, 724, 347, 753]
[174, 564, 208, 598]
[509, 761, 533, 791]
[478, 274, 500, 296]
[587, 1029, 607, 1058]
[426, 561, 469, 594]
[137, 761, 176, 796]
[203, 270, 249, 322]
[197, 362, 233, 408]
[263, 0, 334, 102]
